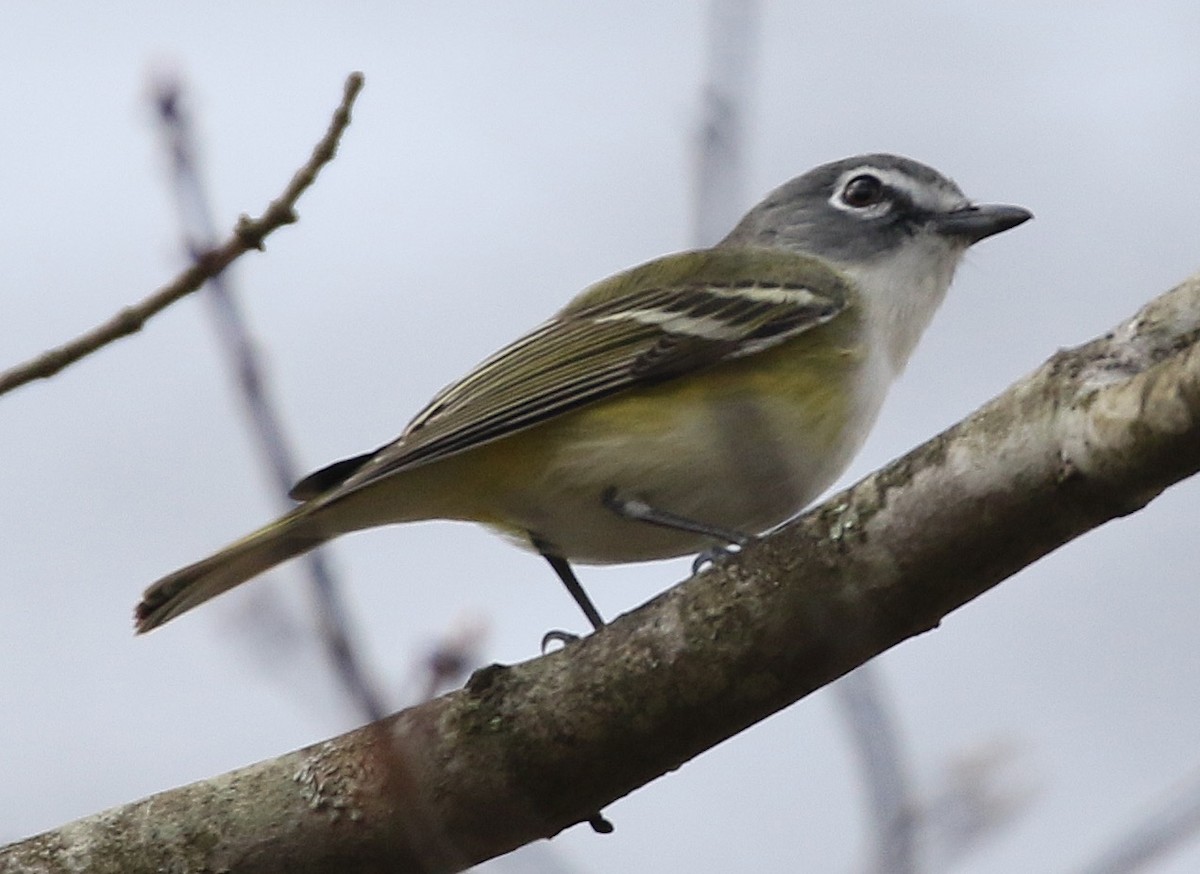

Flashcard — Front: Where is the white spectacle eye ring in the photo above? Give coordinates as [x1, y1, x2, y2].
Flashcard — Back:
[829, 170, 895, 219]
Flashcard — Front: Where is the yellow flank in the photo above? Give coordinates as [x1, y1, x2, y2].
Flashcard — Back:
[328, 311, 867, 563]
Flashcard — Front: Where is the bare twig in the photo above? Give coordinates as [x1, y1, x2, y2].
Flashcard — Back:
[149, 71, 385, 722]
[0, 71, 364, 398]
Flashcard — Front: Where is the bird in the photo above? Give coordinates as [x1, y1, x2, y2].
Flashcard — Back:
[135, 153, 1030, 634]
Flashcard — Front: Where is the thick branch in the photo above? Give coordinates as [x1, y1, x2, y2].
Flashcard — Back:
[4, 272, 1200, 873]
[0, 72, 364, 398]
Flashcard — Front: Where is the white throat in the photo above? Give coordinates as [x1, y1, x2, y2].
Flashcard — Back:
[839, 235, 965, 376]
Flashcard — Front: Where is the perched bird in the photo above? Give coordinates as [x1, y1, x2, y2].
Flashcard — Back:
[136, 154, 1030, 633]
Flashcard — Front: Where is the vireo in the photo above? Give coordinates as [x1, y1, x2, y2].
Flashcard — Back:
[136, 154, 1030, 633]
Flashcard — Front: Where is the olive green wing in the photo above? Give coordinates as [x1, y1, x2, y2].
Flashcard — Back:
[294, 248, 851, 499]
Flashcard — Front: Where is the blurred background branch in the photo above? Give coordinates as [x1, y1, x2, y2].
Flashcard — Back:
[693, 0, 760, 249]
[1075, 765, 1200, 874]
[833, 666, 919, 874]
[148, 70, 385, 722]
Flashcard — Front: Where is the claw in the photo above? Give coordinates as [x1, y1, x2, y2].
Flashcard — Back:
[691, 542, 743, 574]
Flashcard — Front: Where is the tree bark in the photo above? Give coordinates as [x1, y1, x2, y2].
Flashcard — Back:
[4, 271, 1200, 874]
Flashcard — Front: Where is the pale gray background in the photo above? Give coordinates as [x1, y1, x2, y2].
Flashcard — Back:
[3, 3, 1199, 872]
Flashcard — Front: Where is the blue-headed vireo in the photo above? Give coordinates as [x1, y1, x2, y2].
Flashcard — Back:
[136, 154, 1030, 633]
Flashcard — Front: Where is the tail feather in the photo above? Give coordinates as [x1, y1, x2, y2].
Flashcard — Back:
[136, 512, 329, 633]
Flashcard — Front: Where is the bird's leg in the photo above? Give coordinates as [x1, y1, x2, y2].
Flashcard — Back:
[537, 548, 606, 632]
[601, 487, 752, 570]
[601, 487, 752, 545]
[533, 492, 752, 837]
[532, 542, 615, 834]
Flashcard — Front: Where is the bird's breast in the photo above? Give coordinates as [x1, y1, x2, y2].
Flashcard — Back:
[477, 332, 888, 563]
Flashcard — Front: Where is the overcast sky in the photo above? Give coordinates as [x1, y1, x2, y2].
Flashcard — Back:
[4, 3, 1200, 872]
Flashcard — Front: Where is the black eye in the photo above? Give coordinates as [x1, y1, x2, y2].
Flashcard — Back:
[841, 174, 885, 208]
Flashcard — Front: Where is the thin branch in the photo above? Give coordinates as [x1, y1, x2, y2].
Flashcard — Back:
[150, 72, 386, 722]
[5, 270, 1200, 872]
[0, 71, 364, 398]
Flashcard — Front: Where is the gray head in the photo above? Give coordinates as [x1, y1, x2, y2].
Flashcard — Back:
[722, 153, 1029, 261]
[722, 154, 1031, 371]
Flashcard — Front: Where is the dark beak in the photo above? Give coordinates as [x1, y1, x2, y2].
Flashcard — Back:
[931, 203, 1032, 245]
